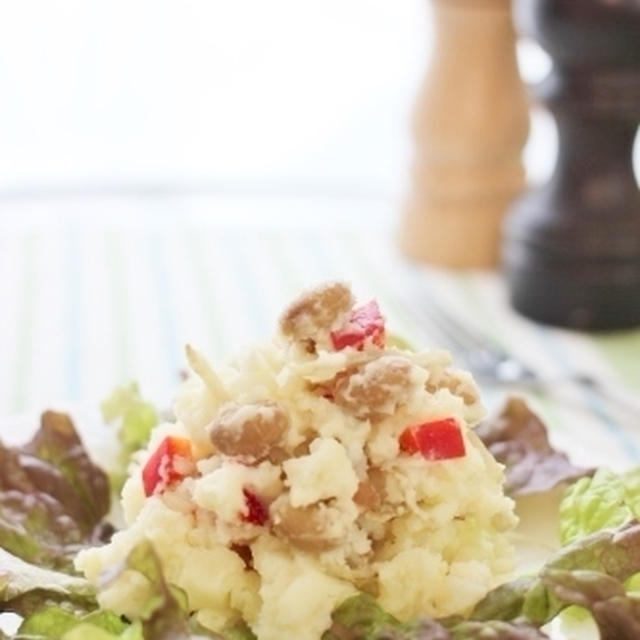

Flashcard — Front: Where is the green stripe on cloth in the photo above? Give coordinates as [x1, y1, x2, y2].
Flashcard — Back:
[182, 230, 226, 359]
[454, 274, 568, 434]
[10, 232, 37, 413]
[106, 232, 131, 382]
[262, 232, 304, 292]
[592, 331, 640, 390]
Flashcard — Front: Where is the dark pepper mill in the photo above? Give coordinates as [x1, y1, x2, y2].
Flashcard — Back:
[504, 0, 640, 330]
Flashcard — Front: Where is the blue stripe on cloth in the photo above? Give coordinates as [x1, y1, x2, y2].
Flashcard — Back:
[106, 231, 131, 382]
[216, 232, 271, 338]
[148, 232, 182, 387]
[530, 325, 640, 462]
[295, 230, 341, 282]
[261, 231, 305, 292]
[180, 230, 226, 358]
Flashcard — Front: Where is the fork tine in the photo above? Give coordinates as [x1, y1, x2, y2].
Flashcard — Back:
[410, 288, 489, 352]
[424, 299, 488, 349]
[420, 291, 541, 381]
[400, 281, 467, 350]
[415, 298, 477, 352]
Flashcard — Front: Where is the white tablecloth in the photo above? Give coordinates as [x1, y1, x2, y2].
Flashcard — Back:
[1, 193, 638, 471]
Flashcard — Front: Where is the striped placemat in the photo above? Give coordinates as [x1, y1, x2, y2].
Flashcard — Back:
[0, 194, 638, 470]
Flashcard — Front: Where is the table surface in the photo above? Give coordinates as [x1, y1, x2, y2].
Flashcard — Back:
[0, 193, 638, 471]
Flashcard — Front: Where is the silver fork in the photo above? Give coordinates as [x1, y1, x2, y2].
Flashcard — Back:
[416, 294, 640, 417]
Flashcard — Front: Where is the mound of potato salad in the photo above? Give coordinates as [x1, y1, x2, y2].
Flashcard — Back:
[76, 283, 518, 640]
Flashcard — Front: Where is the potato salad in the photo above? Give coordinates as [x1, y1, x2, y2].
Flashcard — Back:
[75, 283, 518, 640]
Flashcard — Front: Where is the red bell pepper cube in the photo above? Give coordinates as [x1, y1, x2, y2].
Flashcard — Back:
[331, 300, 385, 350]
[241, 488, 268, 526]
[142, 436, 193, 497]
[399, 417, 465, 461]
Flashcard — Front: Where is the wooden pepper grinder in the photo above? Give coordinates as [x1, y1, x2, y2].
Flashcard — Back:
[504, 0, 640, 329]
[401, 0, 529, 268]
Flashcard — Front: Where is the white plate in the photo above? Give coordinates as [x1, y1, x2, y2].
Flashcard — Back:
[0, 407, 601, 640]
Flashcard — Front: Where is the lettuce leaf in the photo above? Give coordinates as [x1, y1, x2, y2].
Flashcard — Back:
[542, 569, 640, 640]
[17, 607, 129, 638]
[476, 397, 593, 496]
[469, 520, 640, 637]
[560, 467, 640, 545]
[61, 623, 143, 640]
[467, 577, 535, 622]
[14, 609, 143, 640]
[449, 620, 550, 639]
[101, 384, 158, 454]
[0, 412, 113, 626]
[120, 540, 192, 640]
[0, 411, 111, 573]
[0, 546, 95, 617]
[101, 540, 222, 640]
[219, 624, 256, 640]
[323, 594, 452, 639]
[324, 593, 551, 639]
[8, 540, 225, 640]
[101, 384, 158, 492]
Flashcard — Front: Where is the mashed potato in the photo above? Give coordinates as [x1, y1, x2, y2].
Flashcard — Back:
[76, 282, 517, 640]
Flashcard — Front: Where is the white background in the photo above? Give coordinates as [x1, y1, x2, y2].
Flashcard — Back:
[0, 0, 577, 197]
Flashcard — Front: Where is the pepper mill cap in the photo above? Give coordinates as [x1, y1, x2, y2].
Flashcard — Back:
[515, 0, 640, 67]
